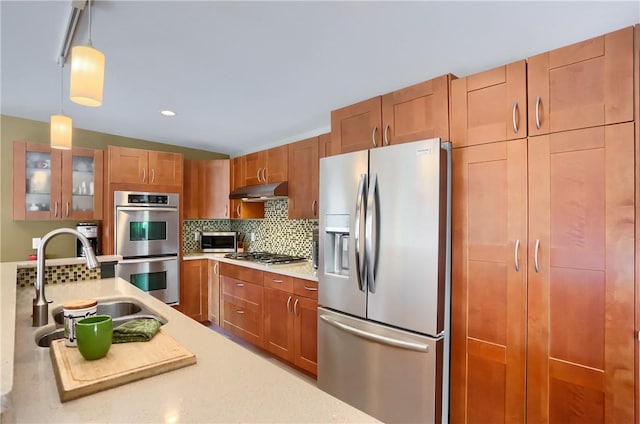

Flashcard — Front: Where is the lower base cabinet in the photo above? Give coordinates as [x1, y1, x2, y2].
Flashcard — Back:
[208, 260, 220, 325]
[264, 272, 318, 376]
[220, 263, 264, 346]
[181, 259, 209, 323]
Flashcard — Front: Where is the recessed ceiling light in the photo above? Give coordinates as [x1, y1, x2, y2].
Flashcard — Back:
[160, 110, 176, 117]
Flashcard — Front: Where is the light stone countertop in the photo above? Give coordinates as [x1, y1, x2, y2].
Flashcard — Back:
[0, 262, 377, 423]
[15, 255, 122, 269]
[183, 253, 319, 281]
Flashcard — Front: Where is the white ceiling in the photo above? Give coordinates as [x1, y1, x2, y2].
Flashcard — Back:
[1, 1, 638, 157]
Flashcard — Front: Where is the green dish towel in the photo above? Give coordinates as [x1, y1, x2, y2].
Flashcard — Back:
[112, 318, 161, 343]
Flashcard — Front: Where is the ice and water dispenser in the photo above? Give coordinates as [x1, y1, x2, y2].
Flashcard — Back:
[323, 214, 350, 275]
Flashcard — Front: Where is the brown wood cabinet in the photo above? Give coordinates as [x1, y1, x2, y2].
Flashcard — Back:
[13, 141, 103, 221]
[184, 159, 230, 219]
[288, 136, 319, 219]
[330, 75, 453, 155]
[181, 259, 209, 323]
[107, 146, 183, 187]
[450, 60, 527, 147]
[527, 26, 634, 136]
[220, 263, 264, 346]
[451, 124, 635, 423]
[318, 132, 333, 158]
[242, 145, 288, 186]
[230, 156, 264, 219]
[263, 272, 318, 376]
[208, 260, 220, 325]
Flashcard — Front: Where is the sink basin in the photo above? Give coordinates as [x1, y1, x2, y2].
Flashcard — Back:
[52, 300, 145, 325]
[36, 298, 168, 347]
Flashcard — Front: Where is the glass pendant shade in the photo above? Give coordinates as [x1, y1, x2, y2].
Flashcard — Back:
[70, 44, 105, 107]
[50, 114, 73, 150]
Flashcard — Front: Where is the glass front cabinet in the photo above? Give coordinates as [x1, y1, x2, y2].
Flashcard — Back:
[13, 141, 103, 221]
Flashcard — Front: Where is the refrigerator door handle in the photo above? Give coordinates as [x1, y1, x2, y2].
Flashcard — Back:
[320, 314, 430, 353]
[365, 173, 378, 293]
[354, 173, 367, 291]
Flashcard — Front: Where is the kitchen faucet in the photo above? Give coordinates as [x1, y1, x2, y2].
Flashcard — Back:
[32, 228, 100, 327]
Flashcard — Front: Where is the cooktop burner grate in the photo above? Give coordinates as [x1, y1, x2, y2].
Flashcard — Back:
[224, 251, 307, 265]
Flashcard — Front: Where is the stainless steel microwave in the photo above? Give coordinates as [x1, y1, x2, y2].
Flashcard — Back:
[199, 231, 237, 253]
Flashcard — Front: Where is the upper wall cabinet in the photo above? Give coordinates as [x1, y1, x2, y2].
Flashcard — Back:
[107, 146, 183, 187]
[184, 159, 230, 219]
[243, 145, 288, 186]
[230, 156, 264, 219]
[13, 141, 103, 221]
[450, 60, 527, 147]
[527, 26, 634, 136]
[330, 74, 454, 155]
[288, 136, 320, 219]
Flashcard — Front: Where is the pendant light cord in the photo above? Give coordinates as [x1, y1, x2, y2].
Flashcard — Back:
[59, 63, 64, 114]
[88, 0, 93, 46]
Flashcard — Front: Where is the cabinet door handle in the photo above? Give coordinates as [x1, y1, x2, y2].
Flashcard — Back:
[534, 239, 540, 272]
[294, 298, 299, 316]
[261, 168, 267, 182]
[66, 202, 70, 217]
[235, 309, 245, 315]
[54, 201, 59, 218]
[142, 167, 146, 183]
[312, 200, 318, 216]
[512, 102, 519, 134]
[236, 283, 245, 287]
[514, 239, 520, 272]
[256, 168, 261, 183]
[236, 204, 241, 217]
[371, 126, 378, 147]
[151, 168, 155, 183]
[286, 295, 292, 313]
[224, 205, 228, 218]
[535, 96, 542, 130]
[304, 286, 318, 292]
[214, 262, 219, 275]
[383, 124, 390, 145]
[272, 279, 284, 283]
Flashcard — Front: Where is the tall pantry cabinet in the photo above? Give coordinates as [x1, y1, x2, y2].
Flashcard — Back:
[450, 26, 636, 424]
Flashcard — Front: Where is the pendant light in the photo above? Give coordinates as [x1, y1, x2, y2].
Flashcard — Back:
[70, 0, 104, 107]
[51, 63, 72, 150]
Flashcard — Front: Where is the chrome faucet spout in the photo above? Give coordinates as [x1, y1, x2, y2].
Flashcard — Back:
[33, 228, 100, 327]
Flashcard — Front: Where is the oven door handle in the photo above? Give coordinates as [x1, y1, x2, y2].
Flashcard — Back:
[116, 207, 178, 213]
[119, 256, 178, 264]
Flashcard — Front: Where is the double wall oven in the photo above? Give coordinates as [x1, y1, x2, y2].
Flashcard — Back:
[114, 191, 179, 305]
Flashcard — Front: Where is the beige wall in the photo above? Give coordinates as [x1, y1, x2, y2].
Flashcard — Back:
[0, 114, 228, 262]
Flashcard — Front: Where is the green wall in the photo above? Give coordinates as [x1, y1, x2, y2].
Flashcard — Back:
[0, 115, 228, 262]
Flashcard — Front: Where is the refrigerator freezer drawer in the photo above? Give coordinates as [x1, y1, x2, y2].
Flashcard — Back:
[318, 308, 443, 423]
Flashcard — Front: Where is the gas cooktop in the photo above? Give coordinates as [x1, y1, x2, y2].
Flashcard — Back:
[224, 251, 308, 265]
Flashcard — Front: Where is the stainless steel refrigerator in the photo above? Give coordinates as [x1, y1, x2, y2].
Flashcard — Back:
[318, 138, 451, 424]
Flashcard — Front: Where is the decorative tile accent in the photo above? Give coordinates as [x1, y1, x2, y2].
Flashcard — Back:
[183, 199, 317, 258]
[16, 264, 101, 288]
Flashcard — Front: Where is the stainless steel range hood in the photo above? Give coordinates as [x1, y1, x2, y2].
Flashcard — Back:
[229, 181, 288, 202]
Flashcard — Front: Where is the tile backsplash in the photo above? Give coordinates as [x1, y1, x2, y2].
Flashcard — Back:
[183, 199, 317, 258]
[16, 264, 101, 288]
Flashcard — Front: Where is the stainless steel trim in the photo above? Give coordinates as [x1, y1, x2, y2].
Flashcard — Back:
[514, 239, 520, 272]
[294, 298, 299, 316]
[303, 286, 318, 291]
[535, 96, 542, 129]
[384, 124, 390, 145]
[118, 256, 177, 265]
[372, 126, 377, 147]
[142, 167, 146, 183]
[320, 314, 430, 352]
[151, 168, 155, 183]
[116, 206, 178, 213]
[365, 173, 377, 293]
[286, 295, 292, 313]
[354, 174, 366, 291]
[534, 239, 540, 272]
[512, 102, 518, 134]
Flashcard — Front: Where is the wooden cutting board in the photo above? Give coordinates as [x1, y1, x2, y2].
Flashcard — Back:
[50, 329, 197, 402]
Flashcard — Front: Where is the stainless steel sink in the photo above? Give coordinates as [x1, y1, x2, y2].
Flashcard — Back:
[36, 298, 167, 347]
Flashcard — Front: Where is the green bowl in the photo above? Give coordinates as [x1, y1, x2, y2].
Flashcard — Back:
[76, 315, 113, 360]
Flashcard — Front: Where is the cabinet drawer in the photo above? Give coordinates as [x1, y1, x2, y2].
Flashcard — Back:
[294, 278, 318, 300]
[263, 272, 293, 292]
[221, 276, 263, 309]
[222, 299, 262, 345]
[220, 263, 263, 285]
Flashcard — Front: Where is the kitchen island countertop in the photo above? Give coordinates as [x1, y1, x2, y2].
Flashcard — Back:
[0, 261, 375, 423]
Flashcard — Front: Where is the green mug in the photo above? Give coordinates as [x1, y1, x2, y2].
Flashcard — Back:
[76, 315, 113, 360]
